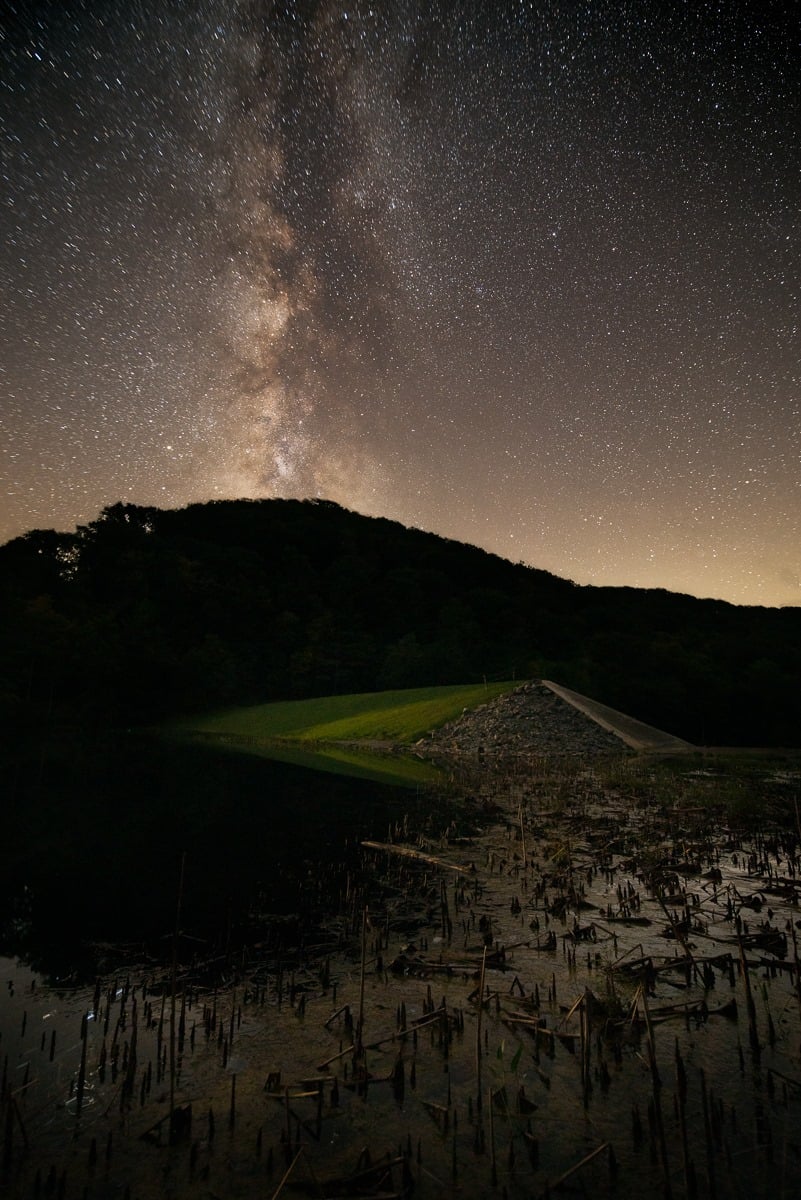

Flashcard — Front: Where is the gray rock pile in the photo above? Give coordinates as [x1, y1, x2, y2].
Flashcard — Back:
[417, 680, 630, 760]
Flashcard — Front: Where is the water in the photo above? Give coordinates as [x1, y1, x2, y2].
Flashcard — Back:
[0, 734, 432, 980]
[3, 747, 801, 1198]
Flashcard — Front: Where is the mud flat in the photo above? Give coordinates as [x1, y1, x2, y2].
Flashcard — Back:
[2, 756, 801, 1199]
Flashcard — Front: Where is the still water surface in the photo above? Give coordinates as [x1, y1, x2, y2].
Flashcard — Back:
[1, 735, 437, 979]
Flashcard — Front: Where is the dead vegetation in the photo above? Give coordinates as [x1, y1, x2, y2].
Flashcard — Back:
[2, 754, 801, 1198]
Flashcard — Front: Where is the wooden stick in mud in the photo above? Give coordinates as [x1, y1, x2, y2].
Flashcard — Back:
[361, 841, 472, 875]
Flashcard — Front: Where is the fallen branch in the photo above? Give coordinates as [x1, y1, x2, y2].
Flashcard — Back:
[362, 840, 472, 875]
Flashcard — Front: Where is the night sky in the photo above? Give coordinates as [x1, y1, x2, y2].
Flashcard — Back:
[2, 1, 799, 606]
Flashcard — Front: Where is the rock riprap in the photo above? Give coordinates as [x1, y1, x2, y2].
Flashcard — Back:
[416, 679, 654, 759]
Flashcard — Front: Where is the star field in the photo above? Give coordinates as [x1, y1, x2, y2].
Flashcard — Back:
[2, 0, 799, 605]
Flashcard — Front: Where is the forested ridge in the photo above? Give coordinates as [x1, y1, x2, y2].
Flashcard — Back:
[2, 497, 799, 746]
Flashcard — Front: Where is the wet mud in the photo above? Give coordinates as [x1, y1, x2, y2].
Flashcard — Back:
[2, 757, 801, 1198]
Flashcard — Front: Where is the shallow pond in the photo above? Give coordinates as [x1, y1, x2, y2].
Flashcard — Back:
[3, 757, 801, 1198]
[0, 735, 435, 978]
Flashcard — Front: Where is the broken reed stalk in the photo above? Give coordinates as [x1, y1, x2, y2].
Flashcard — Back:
[74, 1013, 88, 1129]
[700, 1067, 717, 1200]
[3, 1096, 31, 1167]
[737, 936, 760, 1055]
[270, 1145, 304, 1200]
[639, 986, 660, 1091]
[169, 851, 186, 1140]
[788, 916, 801, 1032]
[639, 986, 673, 1200]
[361, 841, 471, 874]
[317, 1043, 355, 1071]
[489, 1086, 497, 1186]
[547, 1141, 614, 1191]
[518, 801, 527, 871]
[476, 945, 487, 1113]
[656, 888, 700, 985]
[357, 906, 368, 1054]
[675, 1039, 693, 1199]
[581, 989, 591, 1107]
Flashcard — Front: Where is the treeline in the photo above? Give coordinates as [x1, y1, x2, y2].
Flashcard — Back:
[1, 498, 799, 746]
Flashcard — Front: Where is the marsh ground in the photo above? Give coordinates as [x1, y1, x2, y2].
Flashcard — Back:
[2, 752, 801, 1199]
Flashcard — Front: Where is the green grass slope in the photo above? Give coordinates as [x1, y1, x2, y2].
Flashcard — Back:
[173, 681, 520, 744]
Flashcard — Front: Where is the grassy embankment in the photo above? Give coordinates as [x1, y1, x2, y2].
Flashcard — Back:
[171, 680, 521, 786]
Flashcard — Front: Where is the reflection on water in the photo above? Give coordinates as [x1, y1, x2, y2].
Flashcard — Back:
[188, 731, 445, 787]
[2, 758, 801, 1200]
[0, 734, 441, 980]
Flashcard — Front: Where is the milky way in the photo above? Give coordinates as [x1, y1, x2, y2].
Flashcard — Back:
[2, 1, 800, 605]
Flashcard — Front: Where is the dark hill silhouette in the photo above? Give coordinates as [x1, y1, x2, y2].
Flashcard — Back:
[1, 498, 799, 746]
